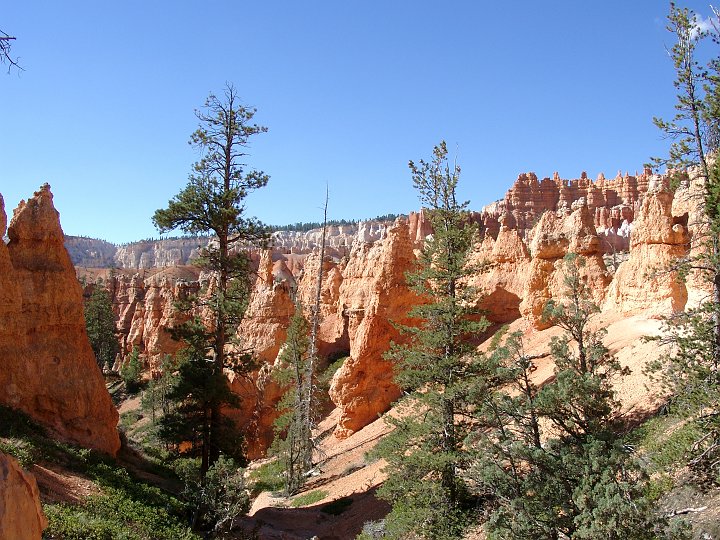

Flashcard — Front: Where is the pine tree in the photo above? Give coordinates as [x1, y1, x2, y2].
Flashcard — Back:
[120, 346, 143, 394]
[374, 141, 491, 539]
[153, 83, 269, 477]
[158, 336, 244, 467]
[651, 2, 720, 484]
[272, 303, 313, 495]
[475, 255, 682, 539]
[84, 283, 119, 370]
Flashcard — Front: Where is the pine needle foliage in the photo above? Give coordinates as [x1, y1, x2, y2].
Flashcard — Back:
[649, 2, 720, 485]
[153, 83, 269, 478]
[84, 284, 119, 370]
[272, 303, 314, 495]
[473, 255, 684, 540]
[374, 141, 490, 540]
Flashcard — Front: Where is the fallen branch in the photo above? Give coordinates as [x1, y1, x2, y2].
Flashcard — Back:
[667, 505, 707, 517]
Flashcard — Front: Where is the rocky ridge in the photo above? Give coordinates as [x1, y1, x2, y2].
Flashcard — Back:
[66, 221, 393, 269]
[0, 186, 120, 456]
[90, 167, 695, 453]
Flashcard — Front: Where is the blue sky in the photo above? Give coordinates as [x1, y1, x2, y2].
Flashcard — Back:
[0, 1, 715, 243]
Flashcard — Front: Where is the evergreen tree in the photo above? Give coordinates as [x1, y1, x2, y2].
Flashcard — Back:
[272, 303, 313, 495]
[474, 255, 681, 539]
[84, 284, 119, 370]
[374, 141, 491, 539]
[153, 83, 269, 477]
[158, 336, 244, 467]
[651, 2, 720, 484]
[272, 190, 328, 495]
[120, 346, 143, 394]
[142, 354, 176, 427]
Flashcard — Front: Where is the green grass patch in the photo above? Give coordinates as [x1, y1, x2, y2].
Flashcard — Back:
[290, 489, 328, 507]
[628, 414, 704, 472]
[645, 474, 675, 503]
[248, 458, 285, 495]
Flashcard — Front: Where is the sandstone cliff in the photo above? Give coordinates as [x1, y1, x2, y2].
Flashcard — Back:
[0, 452, 46, 540]
[0, 186, 120, 456]
[480, 169, 650, 250]
[605, 176, 690, 315]
[78, 167, 699, 454]
[65, 235, 117, 267]
[327, 219, 420, 438]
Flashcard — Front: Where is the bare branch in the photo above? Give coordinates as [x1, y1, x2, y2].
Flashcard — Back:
[0, 30, 23, 73]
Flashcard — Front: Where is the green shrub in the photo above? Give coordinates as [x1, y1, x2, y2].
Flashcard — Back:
[45, 487, 197, 540]
[45, 463, 196, 540]
[121, 347, 144, 394]
[0, 438, 37, 467]
[318, 356, 347, 388]
[119, 410, 142, 430]
[290, 489, 328, 507]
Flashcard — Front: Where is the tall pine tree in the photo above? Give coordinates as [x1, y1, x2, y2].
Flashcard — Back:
[84, 283, 119, 371]
[651, 2, 720, 484]
[153, 83, 269, 476]
[272, 303, 313, 495]
[374, 141, 491, 539]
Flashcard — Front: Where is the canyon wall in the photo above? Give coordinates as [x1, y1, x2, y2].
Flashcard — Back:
[86, 167, 696, 451]
[66, 221, 394, 269]
[0, 186, 120, 456]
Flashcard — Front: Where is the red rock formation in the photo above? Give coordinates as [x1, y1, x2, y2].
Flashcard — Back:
[480, 169, 650, 244]
[71, 166, 702, 451]
[605, 177, 689, 315]
[407, 209, 433, 244]
[0, 452, 47, 540]
[469, 226, 530, 323]
[233, 250, 296, 458]
[329, 219, 420, 438]
[0, 186, 120, 456]
[94, 267, 201, 370]
[295, 251, 348, 359]
[520, 202, 611, 328]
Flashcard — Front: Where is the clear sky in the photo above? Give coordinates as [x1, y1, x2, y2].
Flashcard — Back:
[0, 1, 715, 243]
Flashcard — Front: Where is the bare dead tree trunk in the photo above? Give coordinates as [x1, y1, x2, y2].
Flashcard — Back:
[299, 187, 328, 473]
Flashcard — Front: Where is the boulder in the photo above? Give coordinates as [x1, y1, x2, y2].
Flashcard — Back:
[0, 452, 46, 540]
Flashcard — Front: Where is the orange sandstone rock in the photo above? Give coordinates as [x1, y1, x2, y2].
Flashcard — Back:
[0, 452, 47, 540]
[520, 203, 610, 328]
[329, 219, 420, 438]
[469, 227, 530, 323]
[234, 250, 296, 458]
[0, 186, 120, 456]
[605, 178, 689, 315]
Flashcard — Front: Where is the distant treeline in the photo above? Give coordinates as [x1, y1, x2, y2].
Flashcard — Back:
[268, 213, 405, 233]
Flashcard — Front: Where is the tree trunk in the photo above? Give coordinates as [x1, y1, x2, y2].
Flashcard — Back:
[301, 187, 328, 472]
